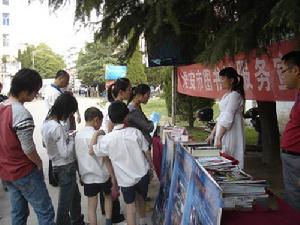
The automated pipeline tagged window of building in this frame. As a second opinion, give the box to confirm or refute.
[2,0,9,5]
[2,13,9,26]
[3,34,9,47]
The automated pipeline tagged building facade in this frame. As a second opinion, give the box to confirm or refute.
[0,0,20,94]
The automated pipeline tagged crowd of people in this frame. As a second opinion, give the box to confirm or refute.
[0,70,155,225]
[0,50,300,225]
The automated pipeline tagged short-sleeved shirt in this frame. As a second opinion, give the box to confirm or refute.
[100,102,111,133]
[75,126,110,184]
[42,120,75,167]
[0,100,36,181]
[93,124,149,187]
[44,84,62,112]
[43,84,71,131]
[281,93,300,153]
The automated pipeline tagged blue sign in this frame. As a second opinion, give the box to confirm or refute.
[164,144,194,225]
[105,65,127,80]
[152,135,175,225]
[152,140,223,225]
[182,161,223,225]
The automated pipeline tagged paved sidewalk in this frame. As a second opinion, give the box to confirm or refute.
[0,171,159,225]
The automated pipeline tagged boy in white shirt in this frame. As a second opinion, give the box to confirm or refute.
[90,101,154,225]
[75,107,116,225]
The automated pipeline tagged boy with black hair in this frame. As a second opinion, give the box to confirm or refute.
[90,101,153,225]
[75,107,116,225]
[0,68,55,225]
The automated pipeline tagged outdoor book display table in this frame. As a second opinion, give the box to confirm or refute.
[152,131,300,225]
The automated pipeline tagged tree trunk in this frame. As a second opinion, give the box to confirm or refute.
[257,101,280,164]
[188,100,194,128]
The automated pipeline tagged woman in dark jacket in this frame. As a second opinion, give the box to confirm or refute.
[127,84,154,146]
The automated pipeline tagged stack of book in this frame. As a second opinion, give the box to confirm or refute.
[196,156,232,169]
[195,155,269,209]
[182,143,220,157]
[219,180,269,209]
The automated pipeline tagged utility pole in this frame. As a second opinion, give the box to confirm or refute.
[171,66,177,125]
[32,50,35,69]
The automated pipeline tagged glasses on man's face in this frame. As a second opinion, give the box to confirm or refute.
[281,65,293,74]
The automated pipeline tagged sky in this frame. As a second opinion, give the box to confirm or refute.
[11,0,94,58]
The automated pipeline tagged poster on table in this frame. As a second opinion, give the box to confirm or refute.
[152,135,175,225]
[164,144,194,225]
[182,163,223,225]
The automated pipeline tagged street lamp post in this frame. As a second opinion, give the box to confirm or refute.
[19,43,38,70]
[32,49,46,70]
[32,49,49,70]
[32,50,35,69]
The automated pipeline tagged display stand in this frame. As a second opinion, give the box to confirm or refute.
[152,133,223,225]
[152,131,300,225]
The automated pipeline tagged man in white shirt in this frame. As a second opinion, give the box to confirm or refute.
[44,70,81,124]
[91,101,154,225]
[44,70,69,111]
[75,107,115,225]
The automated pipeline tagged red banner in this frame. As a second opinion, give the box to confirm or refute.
[177,40,299,101]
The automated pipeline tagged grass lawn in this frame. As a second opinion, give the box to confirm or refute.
[143,97,258,145]
[186,126,258,145]
[142,96,170,124]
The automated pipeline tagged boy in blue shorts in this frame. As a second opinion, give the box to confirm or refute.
[90,101,154,225]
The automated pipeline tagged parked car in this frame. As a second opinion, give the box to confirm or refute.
[79,85,87,95]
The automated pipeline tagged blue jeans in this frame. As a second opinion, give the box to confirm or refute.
[281,151,300,211]
[52,162,84,225]
[7,168,55,225]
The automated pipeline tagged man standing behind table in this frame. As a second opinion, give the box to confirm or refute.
[0,68,55,225]
[281,50,300,211]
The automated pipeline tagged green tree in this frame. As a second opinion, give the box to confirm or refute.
[47,0,300,63]
[127,46,147,85]
[145,66,171,86]
[163,71,214,128]
[17,45,35,68]
[18,43,66,78]
[48,0,300,163]
[75,40,125,85]
[1,55,8,72]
